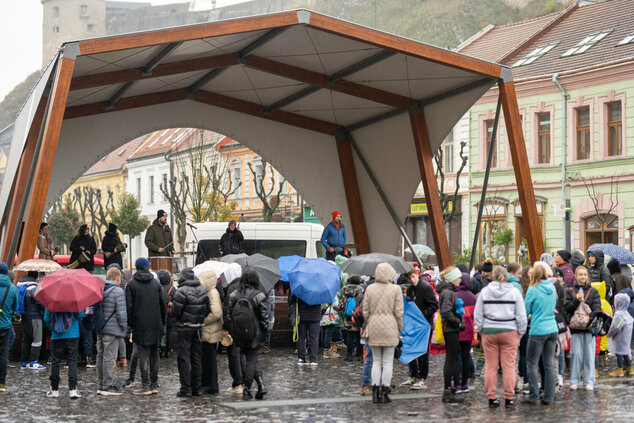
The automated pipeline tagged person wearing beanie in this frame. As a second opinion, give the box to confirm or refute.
[102,222,125,270]
[607,258,631,297]
[170,268,211,397]
[219,219,244,256]
[554,250,574,288]
[480,261,494,290]
[145,209,174,258]
[126,256,166,395]
[0,262,18,392]
[321,211,349,261]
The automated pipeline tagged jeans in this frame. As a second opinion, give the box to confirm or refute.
[482,331,519,400]
[527,333,557,403]
[228,343,244,387]
[362,344,373,384]
[298,321,320,362]
[321,325,335,350]
[201,341,219,393]
[240,347,260,388]
[343,330,360,358]
[8,325,15,353]
[21,319,43,363]
[570,332,596,387]
[79,314,94,362]
[128,343,138,380]
[97,334,121,388]
[617,354,632,368]
[136,343,159,386]
[444,332,460,389]
[371,346,394,386]
[176,328,202,394]
[50,338,79,390]
[0,329,9,384]
[558,350,565,376]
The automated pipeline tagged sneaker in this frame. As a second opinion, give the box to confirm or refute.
[570,384,578,390]
[441,388,464,404]
[309,361,318,366]
[86,363,96,369]
[400,377,417,386]
[46,389,59,398]
[133,385,153,395]
[230,385,243,394]
[150,384,159,394]
[456,384,469,393]
[28,361,46,370]
[176,390,192,397]
[297,359,307,366]
[99,385,123,396]
[123,379,135,389]
[323,350,331,359]
[557,374,564,387]
[69,389,82,399]
[360,383,373,396]
[411,379,426,390]
[0,384,7,393]
[20,362,28,369]
[585,385,594,391]
[505,399,515,408]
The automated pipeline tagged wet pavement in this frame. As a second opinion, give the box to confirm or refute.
[1,347,633,422]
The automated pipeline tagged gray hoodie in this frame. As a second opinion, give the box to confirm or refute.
[474,281,527,336]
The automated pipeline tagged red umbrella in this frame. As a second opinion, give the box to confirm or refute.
[34,268,104,313]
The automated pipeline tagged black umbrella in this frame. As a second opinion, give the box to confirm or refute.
[234,253,281,292]
[220,253,249,263]
[341,253,411,276]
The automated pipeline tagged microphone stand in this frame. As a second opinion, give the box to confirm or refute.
[188,223,206,266]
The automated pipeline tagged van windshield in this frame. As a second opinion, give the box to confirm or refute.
[196,239,307,264]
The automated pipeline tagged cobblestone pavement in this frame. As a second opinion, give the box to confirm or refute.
[1,348,633,422]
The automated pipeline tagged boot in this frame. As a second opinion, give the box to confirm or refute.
[372,385,380,403]
[625,366,634,376]
[380,385,391,403]
[254,373,267,400]
[442,388,464,404]
[242,382,253,400]
[609,367,624,377]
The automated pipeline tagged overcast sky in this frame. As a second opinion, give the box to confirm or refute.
[0,0,248,102]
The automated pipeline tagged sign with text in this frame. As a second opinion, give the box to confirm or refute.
[410,201,453,215]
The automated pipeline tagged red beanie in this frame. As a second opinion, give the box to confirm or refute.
[331,211,341,220]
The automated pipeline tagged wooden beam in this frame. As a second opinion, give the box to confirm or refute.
[0,98,47,264]
[334,133,370,254]
[78,12,299,55]
[409,111,452,268]
[245,56,412,110]
[17,58,76,267]
[307,13,501,79]
[499,80,544,262]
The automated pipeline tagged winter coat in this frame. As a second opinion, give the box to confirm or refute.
[37,233,55,260]
[289,295,321,323]
[507,274,522,293]
[0,275,18,330]
[219,228,244,256]
[17,277,44,320]
[224,286,269,349]
[69,234,97,271]
[571,251,585,271]
[198,271,223,343]
[617,287,634,338]
[470,273,482,294]
[102,227,123,269]
[557,261,575,288]
[170,270,211,327]
[43,310,83,340]
[320,222,347,253]
[437,281,464,334]
[126,270,166,345]
[607,293,633,355]
[474,281,527,336]
[553,279,569,324]
[144,218,174,257]
[612,272,632,296]
[406,280,437,325]
[335,284,364,331]
[456,273,477,342]
[524,280,558,336]
[100,281,128,338]
[586,249,613,298]
[362,263,403,347]
[158,272,177,326]
[564,284,602,333]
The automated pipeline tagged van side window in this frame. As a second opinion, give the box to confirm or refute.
[315,241,326,258]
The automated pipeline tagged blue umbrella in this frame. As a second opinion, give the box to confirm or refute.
[588,243,634,265]
[399,297,431,364]
[277,255,304,282]
[288,258,341,305]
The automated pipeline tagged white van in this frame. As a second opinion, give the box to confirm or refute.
[193,222,325,264]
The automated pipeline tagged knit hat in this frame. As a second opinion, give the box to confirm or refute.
[347,275,363,285]
[157,209,167,219]
[179,267,195,283]
[106,263,122,271]
[606,258,621,275]
[157,270,172,285]
[443,267,462,283]
[540,252,554,267]
[557,249,571,262]
[533,260,553,277]
[135,257,150,271]
[482,261,493,273]
[108,222,118,233]
[331,211,341,220]
[0,262,8,275]
[375,263,397,284]
[228,219,236,227]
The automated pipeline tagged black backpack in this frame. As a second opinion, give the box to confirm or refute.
[231,292,259,346]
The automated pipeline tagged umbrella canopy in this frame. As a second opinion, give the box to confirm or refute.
[404,244,435,257]
[220,253,249,263]
[399,297,431,364]
[34,268,104,312]
[277,255,304,282]
[588,243,634,265]
[193,260,229,277]
[234,254,281,292]
[288,258,341,305]
[342,253,411,276]
[14,259,61,274]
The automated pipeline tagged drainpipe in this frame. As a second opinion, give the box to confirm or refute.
[552,73,570,250]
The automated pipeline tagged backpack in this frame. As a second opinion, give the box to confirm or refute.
[344,295,357,318]
[51,312,74,334]
[93,285,117,333]
[590,312,612,337]
[569,289,593,330]
[14,285,28,315]
[231,292,259,346]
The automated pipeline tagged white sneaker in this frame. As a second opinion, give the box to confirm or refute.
[411,379,427,390]
[46,390,59,398]
[585,385,594,391]
[557,375,563,387]
[570,384,578,390]
[309,361,318,366]
[298,359,307,365]
[28,362,46,370]
[69,389,81,399]
[400,377,417,386]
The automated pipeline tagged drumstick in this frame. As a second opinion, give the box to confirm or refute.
[161,241,173,250]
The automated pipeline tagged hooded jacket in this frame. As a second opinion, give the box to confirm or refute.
[524,280,558,336]
[570,250,585,271]
[100,281,128,338]
[219,228,244,256]
[362,263,404,347]
[102,223,123,269]
[406,279,437,325]
[437,280,463,334]
[126,270,166,345]
[224,286,269,349]
[607,293,633,355]
[0,274,18,329]
[607,258,632,296]
[170,269,211,327]
[289,295,322,323]
[474,280,527,336]
[43,309,84,340]
[586,249,613,298]
[564,283,601,333]
[17,276,44,320]
[198,271,223,343]
[556,261,575,288]
[507,274,523,293]
[144,218,174,257]
[335,284,364,330]
[456,273,477,342]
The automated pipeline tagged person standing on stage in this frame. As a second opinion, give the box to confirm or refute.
[145,210,175,257]
[321,211,350,261]
[102,223,124,269]
[69,224,97,272]
[38,222,60,260]
[219,219,244,256]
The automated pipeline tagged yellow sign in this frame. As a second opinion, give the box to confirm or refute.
[410,201,453,215]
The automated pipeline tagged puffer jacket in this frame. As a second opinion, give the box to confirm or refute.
[198,271,223,343]
[224,286,269,349]
[362,263,404,347]
[100,281,128,338]
[437,280,463,334]
[170,269,211,327]
[557,261,575,288]
[564,283,601,333]
[456,273,477,342]
[17,276,44,320]
[335,284,364,331]
[219,228,244,256]
[126,270,166,345]
[586,249,613,298]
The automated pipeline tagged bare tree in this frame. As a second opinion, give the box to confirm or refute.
[70,186,115,240]
[578,172,619,243]
[160,171,190,253]
[247,160,286,222]
[434,140,468,223]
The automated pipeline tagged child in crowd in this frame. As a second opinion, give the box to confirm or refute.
[44,308,84,398]
[336,275,364,361]
[607,293,633,377]
[320,296,340,359]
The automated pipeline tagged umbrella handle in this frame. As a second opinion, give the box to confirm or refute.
[292,303,300,343]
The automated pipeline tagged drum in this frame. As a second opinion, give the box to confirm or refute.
[150,256,173,272]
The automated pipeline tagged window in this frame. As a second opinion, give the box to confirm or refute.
[607,102,622,156]
[53,6,59,17]
[576,107,591,160]
[485,120,497,167]
[512,42,558,67]
[136,178,142,202]
[443,131,454,173]
[562,30,612,57]
[52,26,59,33]
[253,160,263,186]
[617,33,634,46]
[80,5,88,16]
[231,161,241,199]
[162,173,168,200]
[149,175,154,203]
[87,24,94,32]
[584,214,618,251]
[537,113,551,164]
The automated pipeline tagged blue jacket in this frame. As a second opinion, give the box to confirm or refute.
[0,275,18,330]
[524,280,558,336]
[321,222,347,252]
[44,309,84,340]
